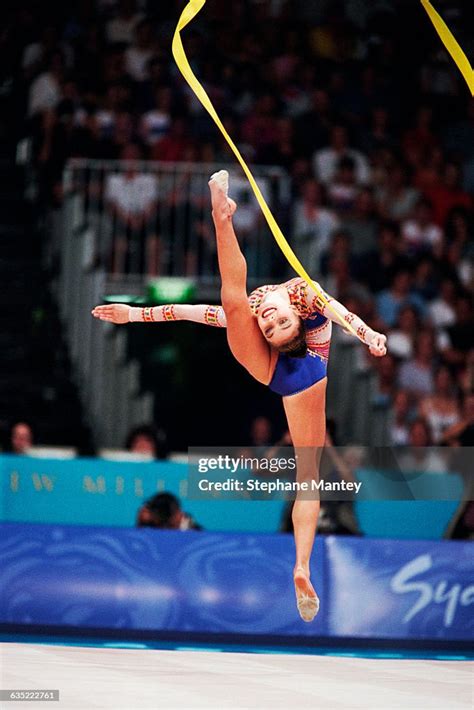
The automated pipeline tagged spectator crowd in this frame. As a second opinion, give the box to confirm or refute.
[2,0,472,448]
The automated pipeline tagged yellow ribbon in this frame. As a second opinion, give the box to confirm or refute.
[420,0,474,95]
[172,0,358,337]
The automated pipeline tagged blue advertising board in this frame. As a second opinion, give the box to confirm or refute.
[0,455,286,533]
[0,522,472,642]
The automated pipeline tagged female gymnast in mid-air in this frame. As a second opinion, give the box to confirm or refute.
[92,170,387,622]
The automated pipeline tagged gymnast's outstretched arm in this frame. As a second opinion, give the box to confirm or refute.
[91,302,228,327]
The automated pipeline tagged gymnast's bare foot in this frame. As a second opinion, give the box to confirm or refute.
[294,566,320,622]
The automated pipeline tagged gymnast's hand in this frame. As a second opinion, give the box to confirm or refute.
[91,304,130,324]
[368,332,387,357]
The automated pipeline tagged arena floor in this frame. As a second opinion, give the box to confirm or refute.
[1,642,472,709]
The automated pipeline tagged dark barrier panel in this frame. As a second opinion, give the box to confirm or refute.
[0,523,472,642]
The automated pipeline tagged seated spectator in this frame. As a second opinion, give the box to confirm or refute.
[249,415,273,448]
[419,366,461,444]
[259,117,296,171]
[151,117,193,162]
[373,353,398,406]
[444,295,474,366]
[375,161,420,222]
[411,258,438,302]
[387,305,421,360]
[106,0,144,45]
[401,197,443,258]
[402,106,439,169]
[428,278,458,329]
[340,187,378,257]
[327,155,359,213]
[398,330,436,398]
[7,421,34,455]
[292,179,339,274]
[358,221,408,292]
[294,88,331,156]
[423,162,472,228]
[358,106,394,155]
[28,51,64,117]
[105,143,159,274]
[399,417,446,473]
[313,124,370,186]
[139,86,172,147]
[440,392,474,446]
[388,390,412,446]
[126,423,168,459]
[376,270,426,329]
[136,492,202,530]
[125,18,155,82]
[241,93,279,155]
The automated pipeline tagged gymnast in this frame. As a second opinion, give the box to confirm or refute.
[92,170,387,622]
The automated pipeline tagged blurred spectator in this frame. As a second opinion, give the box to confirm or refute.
[250,416,273,448]
[7,421,34,455]
[374,354,398,406]
[398,330,436,398]
[292,178,339,274]
[125,18,155,82]
[419,366,461,444]
[340,187,378,257]
[423,162,471,228]
[28,51,64,116]
[376,270,425,329]
[139,86,172,147]
[313,124,370,186]
[105,143,159,274]
[399,417,446,473]
[359,221,408,292]
[388,390,412,446]
[402,106,439,169]
[428,278,458,329]
[137,492,202,530]
[387,305,420,360]
[375,161,420,222]
[401,198,443,258]
[441,393,474,446]
[126,423,168,459]
[443,296,474,367]
[327,155,359,213]
[106,0,143,44]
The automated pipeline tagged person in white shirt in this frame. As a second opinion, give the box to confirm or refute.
[401,198,443,257]
[313,125,371,186]
[125,19,155,82]
[105,144,159,274]
[106,0,143,45]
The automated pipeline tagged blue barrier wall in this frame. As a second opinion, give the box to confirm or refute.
[1,522,472,642]
[0,455,464,538]
[0,455,286,533]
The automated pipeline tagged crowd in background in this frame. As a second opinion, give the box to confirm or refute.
[2,0,473,452]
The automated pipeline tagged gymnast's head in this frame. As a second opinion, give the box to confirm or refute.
[256,290,307,358]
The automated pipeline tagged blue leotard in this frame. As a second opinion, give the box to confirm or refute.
[269,312,328,396]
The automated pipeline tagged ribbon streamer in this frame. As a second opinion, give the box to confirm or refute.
[420,0,474,95]
[172,0,358,337]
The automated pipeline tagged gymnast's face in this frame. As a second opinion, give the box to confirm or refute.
[257,293,301,347]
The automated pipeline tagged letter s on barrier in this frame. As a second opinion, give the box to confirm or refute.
[390,554,433,623]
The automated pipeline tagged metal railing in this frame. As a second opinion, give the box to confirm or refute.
[63,159,291,285]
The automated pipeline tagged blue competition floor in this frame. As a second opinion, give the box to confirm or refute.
[1,634,472,662]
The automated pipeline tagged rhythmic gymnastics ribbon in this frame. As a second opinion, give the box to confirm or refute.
[172,0,358,337]
[420,0,474,95]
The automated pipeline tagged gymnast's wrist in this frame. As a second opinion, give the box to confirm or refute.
[129,307,143,322]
